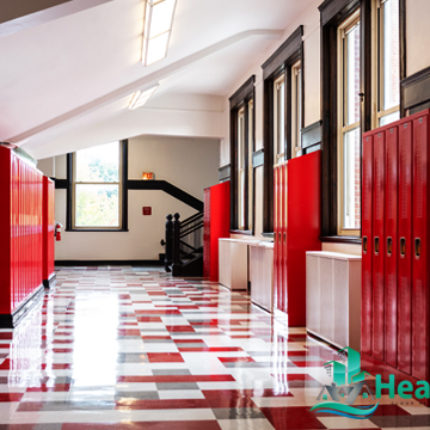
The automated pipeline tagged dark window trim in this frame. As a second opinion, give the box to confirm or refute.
[218,164,231,182]
[262,25,304,234]
[229,75,256,233]
[319,0,405,242]
[66,140,129,232]
[401,65,430,115]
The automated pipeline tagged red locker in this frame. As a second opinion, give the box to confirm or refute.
[203,188,211,278]
[384,125,399,368]
[273,151,321,326]
[0,146,44,328]
[361,134,373,357]
[397,119,413,374]
[411,113,430,381]
[42,177,55,288]
[372,131,385,361]
[282,164,288,316]
[273,166,280,311]
[203,181,230,281]
[287,151,321,326]
[362,109,430,389]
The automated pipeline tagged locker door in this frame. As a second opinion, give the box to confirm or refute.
[203,188,211,278]
[398,120,413,375]
[384,126,399,367]
[372,131,385,361]
[274,166,280,312]
[412,113,430,381]
[282,163,288,315]
[362,134,373,357]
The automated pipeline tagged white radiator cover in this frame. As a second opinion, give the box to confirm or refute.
[306,251,362,351]
[249,241,274,312]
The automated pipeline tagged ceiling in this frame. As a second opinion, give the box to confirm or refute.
[0,0,316,159]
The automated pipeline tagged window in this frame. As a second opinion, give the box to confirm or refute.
[338,12,361,235]
[237,107,246,229]
[262,26,303,233]
[291,61,302,158]
[68,141,128,231]
[273,73,286,165]
[229,76,255,232]
[375,0,400,126]
[320,0,403,241]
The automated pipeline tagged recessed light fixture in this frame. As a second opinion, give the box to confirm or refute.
[142,0,177,65]
[128,84,159,110]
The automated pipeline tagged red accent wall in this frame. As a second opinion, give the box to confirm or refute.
[203,181,230,281]
[362,109,430,384]
[273,151,322,326]
[42,176,55,282]
[0,146,44,319]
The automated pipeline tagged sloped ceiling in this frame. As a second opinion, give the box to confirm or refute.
[0,0,316,159]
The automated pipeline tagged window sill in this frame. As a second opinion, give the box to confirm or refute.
[66,228,129,233]
[320,235,362,245]
[230,229,253,236]
[261,232,274,239]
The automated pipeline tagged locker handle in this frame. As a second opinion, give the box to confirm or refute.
[415,238,421,259]
[363,236,368,254]
[400,237,406,257]
[283,232,287,243]
[386,237,393,256]
[374,237,380,255]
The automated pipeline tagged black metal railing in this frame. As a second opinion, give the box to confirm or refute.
[161,211,203,275]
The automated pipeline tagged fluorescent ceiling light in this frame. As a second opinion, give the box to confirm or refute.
[128,84,159,110]
[142,0,177,65]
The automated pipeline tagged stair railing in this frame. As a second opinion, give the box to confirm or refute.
[162,211,204,275]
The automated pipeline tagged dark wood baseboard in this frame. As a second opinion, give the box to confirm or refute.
[43,273,56,289]
[0,284,44,328]
[55,260,163,266]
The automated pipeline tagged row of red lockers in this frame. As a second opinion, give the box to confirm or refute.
[0,146,55,317]
[362,108,430,383]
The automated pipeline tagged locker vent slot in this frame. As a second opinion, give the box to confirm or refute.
[374,237,380,255]
[400,237,406,257]
[387,237,393,256]
[415,238,421,258]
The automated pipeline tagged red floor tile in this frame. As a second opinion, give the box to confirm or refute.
[145,353,185,363]
[261,406,327,429]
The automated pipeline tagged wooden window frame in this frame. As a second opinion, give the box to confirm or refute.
[66,140,129,232]
[229,75,256,234]
[319,0,405,244]
[262,25,304,234]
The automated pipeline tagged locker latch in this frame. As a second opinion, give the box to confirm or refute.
[400,237,406,257]
[374,237,380,255]
[363,236,368,254]
[386,237,393,256]
[415,238,421,259]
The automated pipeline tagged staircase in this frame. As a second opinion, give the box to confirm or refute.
[161,212,203,276]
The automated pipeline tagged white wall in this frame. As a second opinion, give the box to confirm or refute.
[406,0,430,76]
[39,135,219,261]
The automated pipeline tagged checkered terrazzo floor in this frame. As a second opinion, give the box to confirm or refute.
[0,266,429,429]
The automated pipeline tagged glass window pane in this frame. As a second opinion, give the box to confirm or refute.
[75,184,119,228]
[379,110,400,126]
[345,22,361,126]
[248,100,254,230]
[76,142,119,182]
[277,82,285,155]
[382,0,400,111]
[343,128,361,230]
